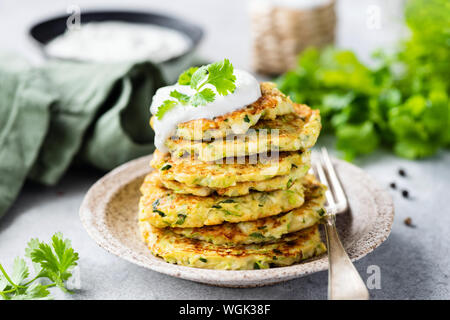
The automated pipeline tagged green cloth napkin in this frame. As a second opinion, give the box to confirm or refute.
[0,53,166,218]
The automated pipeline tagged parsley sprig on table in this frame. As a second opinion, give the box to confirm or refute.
[155,59,237,119]
[0,233,79,300]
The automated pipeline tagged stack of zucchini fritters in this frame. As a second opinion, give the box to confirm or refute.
[139,82,327,270]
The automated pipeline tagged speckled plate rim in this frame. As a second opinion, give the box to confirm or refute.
[79,154,394,288]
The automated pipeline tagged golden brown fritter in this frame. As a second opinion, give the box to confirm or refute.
[151,149,310,188]
[139,224,326,270]
[159,163,310,197]
[165,103,321,161]
[166,175,326,245]
[139,171,306,228]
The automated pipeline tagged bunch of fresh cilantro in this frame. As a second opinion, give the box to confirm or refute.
[0,233,79,300]
[156,58,237,119]
[276,0,449,160]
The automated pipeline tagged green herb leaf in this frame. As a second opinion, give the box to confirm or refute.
[336,121,380,161]
[219,199,236,204]
[276,0,450,161]
[170,90,190,104]
[176,214,187,225]
[155,100,177,120]
[205,58,236,95]
[25,238,43,274]
[286,178,294,189]
[222,209,241,216]
[30,233,79,290]
[152,200,165,217]
[190,66,209,89]
[154,210,166,217]
[178,67,199,85]
[0,233,80,300]
[190,88,215,107]
[11,257,29,286]
[155,59,238,119]
[160,164,172,171]
[152,199,160,209]
[249,232,265,239]
[14,283,51,300]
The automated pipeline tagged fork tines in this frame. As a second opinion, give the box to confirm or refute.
[312,147,348,215]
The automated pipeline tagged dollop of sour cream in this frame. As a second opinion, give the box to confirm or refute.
[150,69,261,152]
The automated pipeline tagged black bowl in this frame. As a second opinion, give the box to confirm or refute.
[29,10,203,64]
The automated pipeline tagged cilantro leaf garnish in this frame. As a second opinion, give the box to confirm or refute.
[204,59,236,95]
[155,59,237,119]
[169,90,190,104]
[190,88,216,107]
[0,233,79,300]
[155,100,177,120]
[177,67,199,85]
[189,65,209,89]
[190,59,236,95]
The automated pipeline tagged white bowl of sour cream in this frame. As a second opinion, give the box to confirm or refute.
[29,10,204,81]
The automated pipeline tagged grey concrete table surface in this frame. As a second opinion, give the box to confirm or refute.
[0,0,449,299]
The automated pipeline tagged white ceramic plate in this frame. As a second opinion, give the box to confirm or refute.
[79,155,394,287]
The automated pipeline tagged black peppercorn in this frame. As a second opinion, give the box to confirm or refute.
[398,169,406,177]
[401,190,409,198]
[389,182,396,189]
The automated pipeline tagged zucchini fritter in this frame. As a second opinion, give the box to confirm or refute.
[165,104,321,162]
[139,171,306,228]
[160,164,310,197]
[166,175,326,245]
[151,149,310,188]
[139,224,326,270]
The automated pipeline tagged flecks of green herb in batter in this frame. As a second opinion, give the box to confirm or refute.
[249,232,265,239]
[176,213,187,225]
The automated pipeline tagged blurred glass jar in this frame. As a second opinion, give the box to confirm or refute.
[249,0,336,75]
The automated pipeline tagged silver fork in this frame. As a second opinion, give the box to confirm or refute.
[312,147,369,300]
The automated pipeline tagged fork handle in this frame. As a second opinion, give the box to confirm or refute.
[324,216,370,300]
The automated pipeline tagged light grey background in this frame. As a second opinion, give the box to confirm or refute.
[0,0,448,300]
